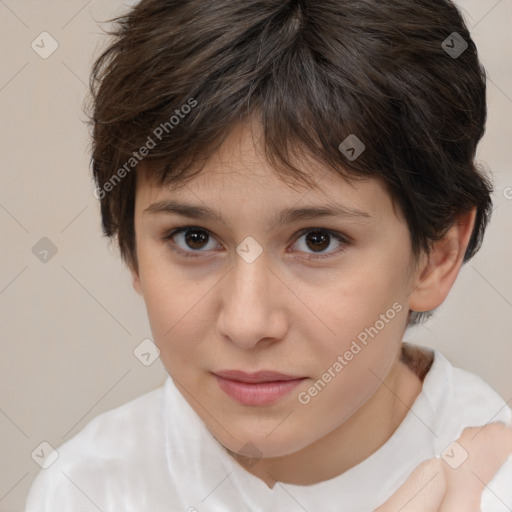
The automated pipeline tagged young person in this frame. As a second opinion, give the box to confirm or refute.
[26,0,512,510]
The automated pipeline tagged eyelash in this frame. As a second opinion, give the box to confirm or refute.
[161,225,350,261]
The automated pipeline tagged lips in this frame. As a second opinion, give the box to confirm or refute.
[213,370,304,383]
[213,370,308,405]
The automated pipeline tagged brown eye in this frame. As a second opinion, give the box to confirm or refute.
[304,231,330,252]
[292,228,348,260]
[162,226,349,261]
[182,228,210,250]
[163,226,221,257]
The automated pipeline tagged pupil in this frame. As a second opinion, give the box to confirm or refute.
[183,229,330,252]
[307,231,329,251]
[185,229,208,249]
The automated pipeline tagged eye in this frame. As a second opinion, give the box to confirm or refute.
[162,226,349,260]
[162,226,221,258]
[290,228,349,260]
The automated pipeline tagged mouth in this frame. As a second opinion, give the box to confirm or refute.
[212,370,308,406]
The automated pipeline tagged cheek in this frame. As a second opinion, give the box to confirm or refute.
[297,299,407,429]
[302,260,408,389]
[142,283,202,378]
[137,256,218,369]
[314,261,407,345]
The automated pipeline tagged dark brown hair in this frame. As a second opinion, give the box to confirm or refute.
[87,0,493,325]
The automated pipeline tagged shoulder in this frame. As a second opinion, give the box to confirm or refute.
[427,349,512,510]
[450,361,510,418]
[60,379,168,458]
[25,381,169,511]
[424,349,512,435]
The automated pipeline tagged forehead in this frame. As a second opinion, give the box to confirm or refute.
[135,119,393,222]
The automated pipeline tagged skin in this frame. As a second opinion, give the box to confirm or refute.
[376,423,512,511]
[129,117,510,502]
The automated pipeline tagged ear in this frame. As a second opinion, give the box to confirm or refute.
[129,263,143,296]
[408,208,477,313]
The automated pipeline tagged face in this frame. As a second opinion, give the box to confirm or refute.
[131,120,419,459]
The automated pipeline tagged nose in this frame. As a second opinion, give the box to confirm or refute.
[215,249,288,350]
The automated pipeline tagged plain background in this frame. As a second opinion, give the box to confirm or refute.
[1,1,511,510]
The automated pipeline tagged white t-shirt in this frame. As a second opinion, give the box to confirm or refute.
[25,347,512,511]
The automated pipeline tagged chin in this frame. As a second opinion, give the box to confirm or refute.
[212,420,314,459]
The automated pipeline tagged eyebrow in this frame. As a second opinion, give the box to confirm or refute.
[143,199,372,229]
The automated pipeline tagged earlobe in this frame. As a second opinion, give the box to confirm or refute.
[130,267,143,296]
[132,273,143,295]
[408,208,477,313]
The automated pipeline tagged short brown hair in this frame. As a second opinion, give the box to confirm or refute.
[87,0,493,325]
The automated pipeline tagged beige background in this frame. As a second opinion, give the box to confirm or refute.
[0,1,511,510]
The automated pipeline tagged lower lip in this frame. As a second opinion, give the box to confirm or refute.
[214,375,307,406]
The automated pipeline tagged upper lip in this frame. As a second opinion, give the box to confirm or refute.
[213,370,306,383]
